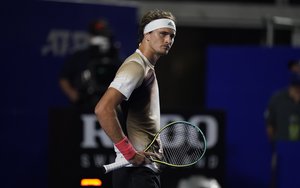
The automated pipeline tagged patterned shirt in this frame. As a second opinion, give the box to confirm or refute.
[109,49,161,171]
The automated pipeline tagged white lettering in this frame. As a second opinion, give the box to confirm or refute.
[189,115,218,148]
[41,29,69,56]
[93,154,106,167]
[80,153,90,168]
[80,114,218,149]
[208,155,219,169]
[41,29,89,57]
[79,113,221,170]
[80,114,113,149]
[160,122,186,147]
[80,153,115,168]
[195,156,206,168]
[160,114,184,127]
[70,31,90,53]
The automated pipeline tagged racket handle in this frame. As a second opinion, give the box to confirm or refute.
[102,159,130,174]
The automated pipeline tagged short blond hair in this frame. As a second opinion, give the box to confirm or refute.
[138,9,176,43]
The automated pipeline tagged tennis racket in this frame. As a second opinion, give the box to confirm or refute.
[102,120,206,173]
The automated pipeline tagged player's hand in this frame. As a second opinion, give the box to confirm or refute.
[129,151,159,166]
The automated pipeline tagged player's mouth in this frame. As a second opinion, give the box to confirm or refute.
[162,45,171,50]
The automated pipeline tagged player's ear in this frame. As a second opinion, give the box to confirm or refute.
[144,32,151,41]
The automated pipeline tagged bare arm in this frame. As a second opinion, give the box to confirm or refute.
[94,87,155,165]
[94,87,126,143]
[266,123,275,142]
[59,79,79,102]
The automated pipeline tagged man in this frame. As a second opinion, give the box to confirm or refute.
[59,19,120,113]
[265,66,300,188]
[288,59,300,74]
[95,9,176,188]
[266,67,300,141]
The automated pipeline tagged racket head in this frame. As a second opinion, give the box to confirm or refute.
[149,120,207,167]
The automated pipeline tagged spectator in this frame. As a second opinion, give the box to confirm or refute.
[265,59,300,188]
[59,19,121,113]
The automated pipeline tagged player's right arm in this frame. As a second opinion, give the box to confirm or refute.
[94,87,126,143]
[94,87,149,165]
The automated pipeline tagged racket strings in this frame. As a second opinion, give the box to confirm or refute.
[159,123,205,166]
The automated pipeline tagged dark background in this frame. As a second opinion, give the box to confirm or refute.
[1,0,300,188]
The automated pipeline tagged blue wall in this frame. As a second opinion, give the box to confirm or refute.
[206,46,300,188]
[1,1,137,187]
[3,1,300,187]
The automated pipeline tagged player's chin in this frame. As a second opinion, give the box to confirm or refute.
[159,49,170,55]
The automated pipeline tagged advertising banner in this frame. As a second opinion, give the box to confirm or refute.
[49,108,225,188]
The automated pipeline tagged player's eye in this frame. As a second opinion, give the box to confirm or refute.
[159,32,168,37]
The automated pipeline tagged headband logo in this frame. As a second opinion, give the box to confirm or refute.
[168,22,175,27]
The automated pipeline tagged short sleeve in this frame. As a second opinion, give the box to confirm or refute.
[109,61,145,100]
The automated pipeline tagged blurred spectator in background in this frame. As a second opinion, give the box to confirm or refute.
[288,59,300,74]
[265,60,300,142]
[59,19,121,113]
[265,59,300,188]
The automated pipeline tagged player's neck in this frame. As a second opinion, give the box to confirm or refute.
[138,43,160,66]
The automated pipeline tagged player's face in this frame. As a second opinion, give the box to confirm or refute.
[148,28,176,55]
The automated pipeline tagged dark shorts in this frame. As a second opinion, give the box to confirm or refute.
[112,167,160,188]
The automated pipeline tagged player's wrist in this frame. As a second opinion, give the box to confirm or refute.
[115,136,137,161]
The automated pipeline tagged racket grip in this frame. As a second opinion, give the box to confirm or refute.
[103,159,130,174]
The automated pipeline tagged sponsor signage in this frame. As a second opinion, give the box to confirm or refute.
[49,108,225,187]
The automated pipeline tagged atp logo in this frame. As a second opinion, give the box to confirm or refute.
[41,29,90,57]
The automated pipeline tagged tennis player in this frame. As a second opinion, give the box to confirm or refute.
[94,9,176,188]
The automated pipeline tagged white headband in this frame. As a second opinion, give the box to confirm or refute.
[143,18,176,34]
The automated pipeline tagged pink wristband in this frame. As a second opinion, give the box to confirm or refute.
[115,137,137,161]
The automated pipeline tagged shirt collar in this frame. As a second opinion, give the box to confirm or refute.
[135,49,154,70]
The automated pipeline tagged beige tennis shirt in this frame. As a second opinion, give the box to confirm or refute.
[109,49,161,171]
